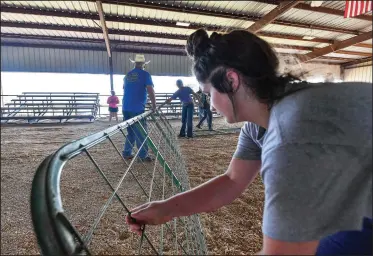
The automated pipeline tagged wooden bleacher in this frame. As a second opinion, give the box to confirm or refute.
[1,92,99,124]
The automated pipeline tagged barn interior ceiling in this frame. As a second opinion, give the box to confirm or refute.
[1,0,372,68]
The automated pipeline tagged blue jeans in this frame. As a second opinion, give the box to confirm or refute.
[316,217,372,255]
[180,103,194,137]
[197,108,212,130]
[122,111,148,159]
[198,106,205,125]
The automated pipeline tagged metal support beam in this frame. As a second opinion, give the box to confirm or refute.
[316,56,357,62]
[355,43,373,48]
[335,50,372,57]
[301,31,373,62]
[109,56,114,91]
[249,1,299,33]
[344,63,372,69]
[341,65,345,80]
[96,1,111,57]
[96,1,113,91]
[1,76,3,108]
[341,56,373,68]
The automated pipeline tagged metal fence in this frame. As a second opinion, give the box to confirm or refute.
[30,107,207,255]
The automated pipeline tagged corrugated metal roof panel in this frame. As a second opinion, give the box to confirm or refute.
[361,39,373,44]
[171,1,276,16]
[1,12,99,27]
[279,8,371,31]
[108,34,185,45]
[274,48,310,54]
[1,1,95,12]
[320,1,346,11]
[344,45,373,53]
[105,3,252,30]
[314,43,331,48]
[263,24,342,39]
[313,59,346,63]
[106,21,194,37]
[1,0,370,72]
[325,52,365,59]
[321,0,372,15]
[1,36,106,49]
[115,44,183,54]
[361,25,373,32]
[261,36,321,47]
[115,35,184,45]
[1,27,103,39]
[333,34,356,41]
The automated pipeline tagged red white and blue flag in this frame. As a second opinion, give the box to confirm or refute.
[344,1,373,18]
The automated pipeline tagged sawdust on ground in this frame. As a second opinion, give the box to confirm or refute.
[1,118,263,255]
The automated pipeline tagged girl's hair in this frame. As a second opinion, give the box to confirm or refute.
[186,29,304,108]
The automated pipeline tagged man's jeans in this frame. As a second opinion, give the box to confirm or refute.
[180,103,194,137]
[122,111,148,159]
[198,106,205,125]
[197,108,212,130]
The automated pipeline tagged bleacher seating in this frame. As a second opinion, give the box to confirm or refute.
[1,92,99,123]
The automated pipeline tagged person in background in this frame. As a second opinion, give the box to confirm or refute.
[196,89,205,126]
[164,79,200,138]
[195,92,213,131]
[126,29,372,255]
[122,54,156,162]
[107,90,119,124]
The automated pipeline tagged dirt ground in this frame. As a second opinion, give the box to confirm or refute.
[1,117,264,255]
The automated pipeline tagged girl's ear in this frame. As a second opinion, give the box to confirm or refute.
[226,69,240,93]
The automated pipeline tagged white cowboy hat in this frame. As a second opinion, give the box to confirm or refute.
[129,54,151,64]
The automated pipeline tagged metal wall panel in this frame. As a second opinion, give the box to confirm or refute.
[344,65,373,83]
[1,46,192,76]
[112,51,191,76]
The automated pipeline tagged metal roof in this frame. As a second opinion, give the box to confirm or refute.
[1,0,372,69]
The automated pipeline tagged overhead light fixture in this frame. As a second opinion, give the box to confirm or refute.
[303,36,315,40]
[176,22,190,27]
[310,1,323,7]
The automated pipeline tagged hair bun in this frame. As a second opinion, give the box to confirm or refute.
[210,32,222,41]
[186,29,210,59]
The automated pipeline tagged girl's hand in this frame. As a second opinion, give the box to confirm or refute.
[125,201,173,235]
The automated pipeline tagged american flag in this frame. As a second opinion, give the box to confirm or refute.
[344,1,373,18]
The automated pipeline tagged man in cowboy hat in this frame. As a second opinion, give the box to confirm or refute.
[122,54,156,162]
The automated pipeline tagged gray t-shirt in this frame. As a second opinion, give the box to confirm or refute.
[233,82,372,242]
